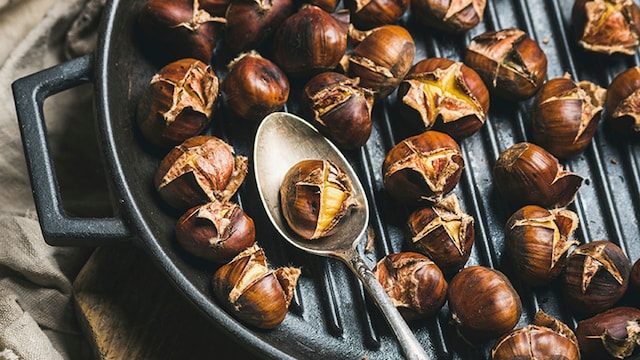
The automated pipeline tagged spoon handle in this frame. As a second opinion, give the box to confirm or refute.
[345,251,430,360]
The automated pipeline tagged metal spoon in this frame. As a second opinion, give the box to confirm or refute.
[253,112,429,360]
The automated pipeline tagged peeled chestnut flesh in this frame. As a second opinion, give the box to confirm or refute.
[407,194,475,274]
[155,135,249,211]
[465,28,548,101]
[505,205,579,286]
[301,72,374,149]
[562,240,631,314]
[411,0,486,33]
[280,159,357,240]
[572,0,640,55]
[372,252,448,320]
[344,0,410,30]
[137,58,219,149]
[606,66,640,135]
[176,201,255,263]
[576,306,640,360]
[383,131,464,204]
[397,57,489,140]
[447,266,522,341]
[532,74,606,159]
[493,142,583,209]
[212,244,301,329]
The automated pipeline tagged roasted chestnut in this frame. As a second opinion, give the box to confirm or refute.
[406,194,475,274]
[301,72,374,149]
[223,0,294,54]
[505,205,579,286]
[372,252,448,320]
[212,244,301,329]
[396,57,489,140]
[382,131,464,204]
[532,73,606,159]
[464,28,548,101]
[447,266,522,341]
[632,257,640,294]
[155,135,249,211]
[562,240,631,314]
[345,24,415,99]
[576,306,640,360]
[176,201,255,263]
[411,0,486,32]
[272,5,348,77]
[222,51,289,122]
[280,159,357,240]
[605,66,640,135]
[344,0,410,30]
[493,142,583,209]
[572,0,640,56]
[307,0,341,12]
[136,58,219,149]
[200,0,231,16]
[138,0,226,62]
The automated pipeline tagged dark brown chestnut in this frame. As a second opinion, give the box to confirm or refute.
[447,266,522,341]
[200,0,231,16]
[532,74,606,159]
[632,257,640,294]
[344,0,410,30]
[396,57,489,140]
[301,72,374,149]
[562,240,631,314]
[345,24,415,100]
[411,0,486,33]
[272,5,348,77]
[280,159,357,240]
[572,0,640,56]
[307,0,341,12]
[155,135,249,211]
[576,306,640,360]
[223,0,294,54]
[372,252,448,320]
[505,205,579,286]
[382,131,464,204]
[212,244,301,329]
[138,0,226,62]
[406,194,475,274]
[493,142,583,209]
[136,58,219,149]
[222,51,289,122]
[176,201,255,263]
[606,66,640,135]
[465,28,548,101]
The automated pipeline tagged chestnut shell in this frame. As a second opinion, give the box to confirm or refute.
[411,0,487,33]
[345,0,410,30]
[491,324,580,360]
[575,306,640,360]
[606,66,640,135]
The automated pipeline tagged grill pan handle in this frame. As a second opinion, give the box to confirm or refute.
[12,54,133,246]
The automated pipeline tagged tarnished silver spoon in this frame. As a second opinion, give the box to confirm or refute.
[253,112,429,360]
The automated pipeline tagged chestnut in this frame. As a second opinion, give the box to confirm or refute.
[406,194,475,274]
[396,57,490,140]
[272,5,348,77]
[632,257,640,293]
[301,72,374,149]
[382,131,464,204]
[572,0,640,56]
[175,201,255,263]
[222,51,290,122]
[138,0,226,62]
[493,142,583,209]
[155,135,249,211]
[136,58,219,149]
[505,205,580,286]
[411,0,486,33]
[344,0,410,30]
[575,306,640,360]
[532,74,606,159]
[372,252,448,320]
[200,0,231,16]
[447,266,522,341]
[307,0,341,12]
[561,240,631,314]
[605,66,640,135]
[464,28,548,101]
[212,244,301,329]
[280,159,357,240]
[345,24,415,100]
[223,0,294,54]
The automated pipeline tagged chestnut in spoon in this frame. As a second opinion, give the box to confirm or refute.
[253,112,429,360]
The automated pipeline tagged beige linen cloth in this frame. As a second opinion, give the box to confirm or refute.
[0,0,108,358]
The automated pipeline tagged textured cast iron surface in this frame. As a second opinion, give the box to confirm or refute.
[97,0,640,358]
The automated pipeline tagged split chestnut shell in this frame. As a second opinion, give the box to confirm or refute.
[606,66,640,135]
[576,306,640,360]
